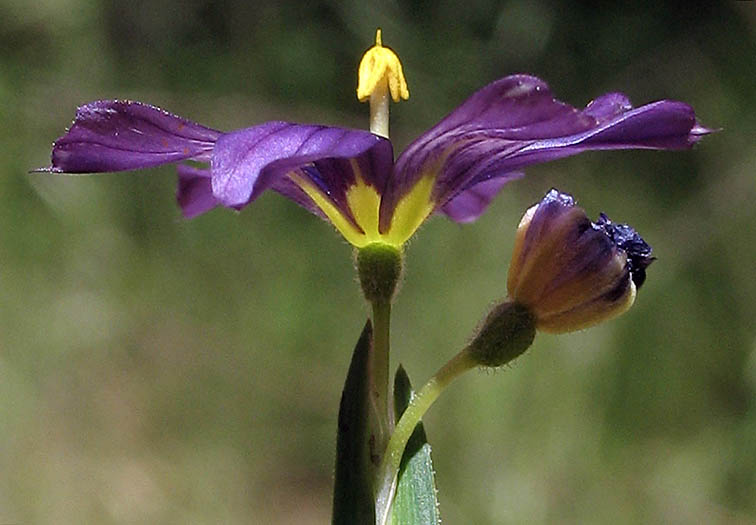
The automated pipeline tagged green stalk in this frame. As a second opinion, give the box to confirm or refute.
[374,348,477,525]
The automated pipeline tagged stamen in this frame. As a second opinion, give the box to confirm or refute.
[357,29,409,138]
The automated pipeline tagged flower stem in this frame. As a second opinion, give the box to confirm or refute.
[374,348,477,525]
[369,80,390,138]
[369,300,392,461]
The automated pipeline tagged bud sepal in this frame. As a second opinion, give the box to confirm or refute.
[467,301,536,367]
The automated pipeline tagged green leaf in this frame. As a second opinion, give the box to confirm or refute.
[389,365,441,525]
[332,320,375,525]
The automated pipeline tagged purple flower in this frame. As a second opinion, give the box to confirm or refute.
[47,75,708,248]
[507,189,654,333]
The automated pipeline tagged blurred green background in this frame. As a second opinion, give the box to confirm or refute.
[2,1,755,523]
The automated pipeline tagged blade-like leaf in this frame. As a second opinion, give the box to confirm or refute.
[332,321,375,525]
[390,365,441,525]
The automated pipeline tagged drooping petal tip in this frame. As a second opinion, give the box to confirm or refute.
[690,121,716,141]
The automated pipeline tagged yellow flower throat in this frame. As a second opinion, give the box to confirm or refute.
[290,164,435,248]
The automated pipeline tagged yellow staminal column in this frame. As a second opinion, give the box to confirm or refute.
[357,29,409,138]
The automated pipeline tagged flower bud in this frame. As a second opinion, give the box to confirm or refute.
[507,189,654,334]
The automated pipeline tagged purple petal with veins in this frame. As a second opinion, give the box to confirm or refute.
[381,75,710,230]
[210,122,393,214]
[50,100,221,173]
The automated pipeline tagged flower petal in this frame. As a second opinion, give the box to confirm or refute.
[176,165,219,218]
[439,172,523,223]
[210,121,393,210]
[384,74,709,229]
[50,100,221,173]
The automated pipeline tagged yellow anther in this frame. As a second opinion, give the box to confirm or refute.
[357,29,410,103]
